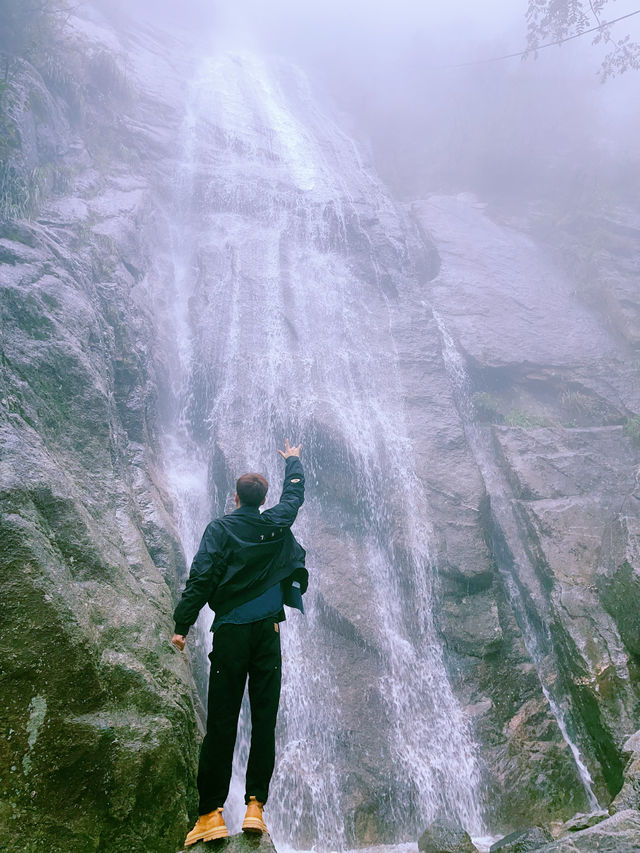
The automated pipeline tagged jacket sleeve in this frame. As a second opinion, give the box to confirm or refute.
[261,456,305,528]
[173,521,227,636]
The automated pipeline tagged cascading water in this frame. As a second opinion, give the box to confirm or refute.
[432,309,600,812]
[156,71,216,700]
[160,50,487,848]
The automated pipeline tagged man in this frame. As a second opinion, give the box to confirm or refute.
[171,439,307,847]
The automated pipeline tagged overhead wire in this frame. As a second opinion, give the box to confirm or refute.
[440,7,640,69]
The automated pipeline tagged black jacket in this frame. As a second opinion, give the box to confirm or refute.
[173,457,307,636]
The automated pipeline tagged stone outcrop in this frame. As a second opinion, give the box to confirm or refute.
[488,811,640,853]
[418,818,478,853]
[0,8,202,853]
[554,812,609,835]
[406,195,640,829]
[178,833,276,853]
[538,809,640,852]
[609,729,640,813]
[490,826,553,852]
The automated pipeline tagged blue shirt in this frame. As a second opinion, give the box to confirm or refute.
[212,582,284,631]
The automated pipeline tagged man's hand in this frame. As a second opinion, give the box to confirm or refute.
[171,634,186,651]
[278,438,302,459]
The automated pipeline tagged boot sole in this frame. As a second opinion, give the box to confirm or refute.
[185,827,229,846]
[242,819,269,834]
[202,827,230,842]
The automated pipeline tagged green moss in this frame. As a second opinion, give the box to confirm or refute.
[0,160,61,223]
[623,415,640,444]
[504,409,548,428]
[0,501,198,852]
[0,223,37,245]
[1,288,56,340]
[560,388,618,427]
[601,560,640,659]
[472,391,503,423]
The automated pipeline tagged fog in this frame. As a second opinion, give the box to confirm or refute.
[96,0,639,203]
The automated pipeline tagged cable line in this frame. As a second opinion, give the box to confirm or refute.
[441,7,640,69]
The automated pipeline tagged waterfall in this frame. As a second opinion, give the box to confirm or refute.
[160,50,486,848]
[433,309,600,812]
[155,70,216,703]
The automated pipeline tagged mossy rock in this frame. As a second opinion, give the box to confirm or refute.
[178,833,276,853]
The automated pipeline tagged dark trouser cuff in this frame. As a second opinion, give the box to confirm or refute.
[245,793,268,805]
[199,801,224,815]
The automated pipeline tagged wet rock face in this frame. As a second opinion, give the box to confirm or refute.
[418,818,477,853]
[610,730,640,813]
[179,833,276,853]
[538,810,640,852]
[489,826,552,852]
[408,196,640,828]
[0,14,201,853]
[440,590,503,658]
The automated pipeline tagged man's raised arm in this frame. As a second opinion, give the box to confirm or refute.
[262,439,304,528]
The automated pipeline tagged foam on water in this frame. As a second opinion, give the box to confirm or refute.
[277,840,501,853]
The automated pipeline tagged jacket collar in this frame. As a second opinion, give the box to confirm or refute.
[233,505,261,516]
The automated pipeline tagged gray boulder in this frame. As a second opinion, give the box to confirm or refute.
[556,811,609,834]
[490,826,553,851]
[418,818,478,853]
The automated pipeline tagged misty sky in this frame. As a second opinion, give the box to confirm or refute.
[179,0,640,65]
[115,0,639,199]
[129,0,640,92]
[214,0,525,48]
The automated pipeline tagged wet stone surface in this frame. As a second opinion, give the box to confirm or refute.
[418,818,478,853]
[537,809,640,852]
[178,833,276,853]
[490,826,553,852]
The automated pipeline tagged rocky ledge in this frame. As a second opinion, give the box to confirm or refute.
[539,810,640,852]
[178,833,276,853]
[420,809,640,853]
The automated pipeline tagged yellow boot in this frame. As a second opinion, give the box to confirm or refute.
[184,808,229,846]
[242,796,269,834]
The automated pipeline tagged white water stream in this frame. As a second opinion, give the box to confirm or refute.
[160,51,486,849]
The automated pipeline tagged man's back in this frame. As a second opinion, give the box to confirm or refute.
[173,453,307,634]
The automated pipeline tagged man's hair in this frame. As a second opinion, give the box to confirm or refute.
[236,472,269,507]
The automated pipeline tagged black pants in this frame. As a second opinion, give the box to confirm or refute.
[197,618,282,815]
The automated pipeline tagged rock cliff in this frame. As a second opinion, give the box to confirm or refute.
[1,4,639,852]
[0,8,202,852]
[408,195,640,828]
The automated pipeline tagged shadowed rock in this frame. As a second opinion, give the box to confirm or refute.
[555,811,609,834]
[490,826,552,852]
[610,730,640,813]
